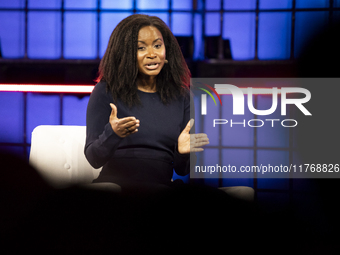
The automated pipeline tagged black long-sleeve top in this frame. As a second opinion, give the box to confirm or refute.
[84,81,191,186]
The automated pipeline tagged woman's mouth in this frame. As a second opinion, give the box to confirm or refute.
[145,63,160,70]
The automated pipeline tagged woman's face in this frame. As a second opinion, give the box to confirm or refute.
[137,26,166,78]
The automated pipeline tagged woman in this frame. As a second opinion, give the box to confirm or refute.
[85,14,208,188]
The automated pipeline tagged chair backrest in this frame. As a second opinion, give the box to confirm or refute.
[29,125,101,188]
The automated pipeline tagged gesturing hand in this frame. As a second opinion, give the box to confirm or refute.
[178,119,209,154]
[109,103,140,138]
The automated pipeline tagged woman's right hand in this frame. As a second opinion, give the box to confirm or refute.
[109,103,140,138]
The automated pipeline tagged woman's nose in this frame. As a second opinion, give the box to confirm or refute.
[146,48,156,58]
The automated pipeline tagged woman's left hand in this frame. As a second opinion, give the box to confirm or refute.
[178,119,209,154]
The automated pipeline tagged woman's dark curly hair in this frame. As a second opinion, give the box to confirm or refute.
[97,14,191,107]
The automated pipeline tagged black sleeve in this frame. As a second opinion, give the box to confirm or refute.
[173,92,196,176]
[84,82,123,169]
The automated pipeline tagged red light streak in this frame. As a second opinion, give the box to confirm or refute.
[0,84,94,93]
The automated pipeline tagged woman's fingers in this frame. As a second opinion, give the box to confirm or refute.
[191,147,204,152]
[109,104,140,138]
[109,103,118,120]
[118,116,137,124]
[191,133,209,149]
[120,118,139,130]
[116,117,135,126]
[117,117,140,136]
[191,133,209,143]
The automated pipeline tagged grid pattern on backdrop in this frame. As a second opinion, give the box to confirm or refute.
[0,0,339,60]
[0,0,335,203]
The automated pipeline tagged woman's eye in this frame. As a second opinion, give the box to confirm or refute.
[138,46,145,50]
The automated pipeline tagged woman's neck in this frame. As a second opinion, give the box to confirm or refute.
[137,76,157,93]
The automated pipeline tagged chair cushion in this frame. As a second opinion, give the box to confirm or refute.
[29,125,101,188]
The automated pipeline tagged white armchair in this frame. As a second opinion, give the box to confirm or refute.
[29,125,120,191]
